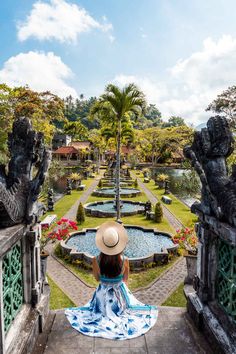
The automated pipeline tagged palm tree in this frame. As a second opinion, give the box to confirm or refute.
[90,83,146,222]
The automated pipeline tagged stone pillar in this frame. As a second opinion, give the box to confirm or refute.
[27,224,42,307]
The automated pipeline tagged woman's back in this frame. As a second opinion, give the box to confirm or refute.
[93,253,129,283]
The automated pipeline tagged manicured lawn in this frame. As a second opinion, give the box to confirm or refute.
[47,275,76,309]
[79,212,174,234]
[162,282,187,307]
[42,178,96,220]
[132,172,197,227]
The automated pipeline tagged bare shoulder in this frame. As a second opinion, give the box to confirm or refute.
[92,256,98,267]
[124,257,129,267]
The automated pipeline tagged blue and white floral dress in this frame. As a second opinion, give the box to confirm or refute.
[65,256,158,340]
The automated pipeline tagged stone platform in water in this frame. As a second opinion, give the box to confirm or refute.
[33,307,212,354]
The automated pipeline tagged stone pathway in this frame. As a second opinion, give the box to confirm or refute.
[63,170,105,220]
[33,307,213,354]
[47,255,94,306]
[135,257,186,305]
[132,172,183,230]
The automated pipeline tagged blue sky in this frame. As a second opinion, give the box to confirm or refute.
[1,0,236,125]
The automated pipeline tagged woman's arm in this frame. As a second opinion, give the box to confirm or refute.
[92,257,100,281]
[123,258,129,284]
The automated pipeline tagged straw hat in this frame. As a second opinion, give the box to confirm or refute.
[96,221,128,255]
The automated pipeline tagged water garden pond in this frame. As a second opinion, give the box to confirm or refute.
[151,167,200,206]
[84,200,145,217]
[66,226,176,259]
[92,188,141,198]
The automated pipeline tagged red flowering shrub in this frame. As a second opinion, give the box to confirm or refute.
[172,227,198,255]
[40,218,78,251]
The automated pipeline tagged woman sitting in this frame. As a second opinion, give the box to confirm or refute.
[65,221,158,340]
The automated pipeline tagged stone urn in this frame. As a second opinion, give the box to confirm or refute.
[184,254,197,285]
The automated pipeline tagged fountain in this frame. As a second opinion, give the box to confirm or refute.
[61,225,177,269]
[84,200,146,217]
[92,187,141,198]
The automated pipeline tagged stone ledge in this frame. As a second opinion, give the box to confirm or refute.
[6,286,50,354]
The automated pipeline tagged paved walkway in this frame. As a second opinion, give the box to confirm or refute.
[135,257,186,305]
[131,172,183,230]
[47,255,95,306]
[33,307,213,354]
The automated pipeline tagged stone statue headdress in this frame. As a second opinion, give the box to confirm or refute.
[184,115,236,227]
[0,117,50,227]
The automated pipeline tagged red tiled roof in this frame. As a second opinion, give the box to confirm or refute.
[70,141,91,149]
[54,146,78,154]
[121,146,134,154]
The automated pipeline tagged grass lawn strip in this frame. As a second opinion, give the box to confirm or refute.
[133,171,197,227]
[80,212,174,234]
[161,282,186,307]
[43,178,96,220]
[47,275,76,309]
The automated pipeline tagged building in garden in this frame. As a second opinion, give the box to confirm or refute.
[53,140,94,164]
[52,133,72,150]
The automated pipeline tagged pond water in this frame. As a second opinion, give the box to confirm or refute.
[94,188,140,197]
[151,167,200,204]
[85,201,145,214]
[66,226,175,258]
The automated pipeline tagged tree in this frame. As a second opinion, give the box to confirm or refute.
[64,95,99,129]
[88,129,106,167]
[163,116,186,127]
[0,84,65,153]
[76,202,85,224]
[135,125,193,164]
[206,85,236,128]
[154,202,163,223]
[90,83,146,221]
[63,120,88,140]
[144,104,162,126]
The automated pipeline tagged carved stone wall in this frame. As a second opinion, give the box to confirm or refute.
[0,224,50,354]
[184,116,236,354]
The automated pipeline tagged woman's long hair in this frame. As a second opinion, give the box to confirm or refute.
[99,252,123,278]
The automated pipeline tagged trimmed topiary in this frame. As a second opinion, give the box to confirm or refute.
[154,202,163,223]
[76,202,85,224]
[134,179,138,188]
[98,179,103,188]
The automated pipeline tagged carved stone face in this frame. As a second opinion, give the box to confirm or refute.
[0,117,50,227]
[184,115,236,227]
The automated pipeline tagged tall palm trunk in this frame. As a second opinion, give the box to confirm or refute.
[116,119,121,223]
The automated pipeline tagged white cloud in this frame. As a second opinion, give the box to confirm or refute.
[17,0,114,43]
[114,74,167,103]
[0,51,77,97]
[114,35,236,126]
